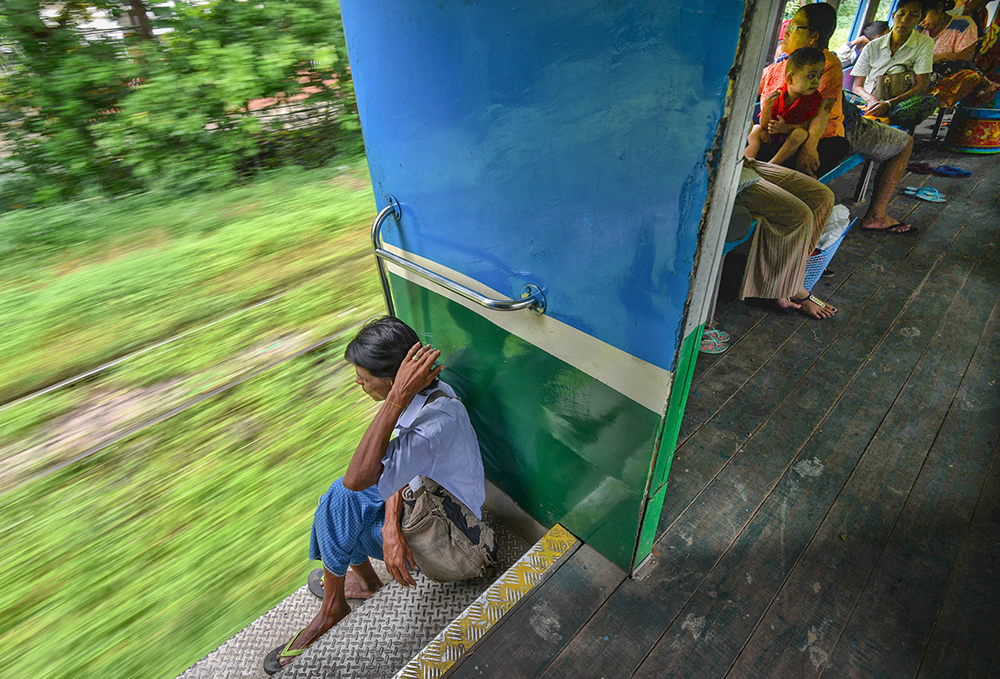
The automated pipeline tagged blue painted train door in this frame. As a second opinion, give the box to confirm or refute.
[340,0,777,572]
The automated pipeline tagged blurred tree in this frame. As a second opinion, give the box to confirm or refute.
[0,0,359,206]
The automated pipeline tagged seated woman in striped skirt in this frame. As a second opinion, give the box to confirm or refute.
[736,159,839,320]
[263,316,487,674]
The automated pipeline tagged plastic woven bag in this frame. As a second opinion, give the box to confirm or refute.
[817,204,851,250]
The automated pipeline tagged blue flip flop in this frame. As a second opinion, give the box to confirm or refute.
[931,164,971,178]
[901,186,946,203]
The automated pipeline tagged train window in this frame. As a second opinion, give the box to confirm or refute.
[770,0,887,61]
[831,0,866,49]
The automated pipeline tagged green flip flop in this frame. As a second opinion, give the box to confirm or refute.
[264,628,308,675]
[703,328,731,343]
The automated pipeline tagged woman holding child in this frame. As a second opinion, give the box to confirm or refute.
[750,2,849,177]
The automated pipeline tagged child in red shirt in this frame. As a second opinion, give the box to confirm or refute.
[746,47,826,166]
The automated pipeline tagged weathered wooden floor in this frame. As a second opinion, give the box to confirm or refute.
[446,140,1000,678]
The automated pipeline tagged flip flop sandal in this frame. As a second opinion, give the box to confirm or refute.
[790,294,837,319]
[700,337,728,354]
[308,568,325,599]
[932,164,971,177]
[907,162,934,174]
[861,221,919,236]
[264,628,308,675]
[901,187,946,203]
[703,328,731,343]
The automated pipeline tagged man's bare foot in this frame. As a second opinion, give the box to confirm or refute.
[344,571,383,599]
[278,602,352,667]
[791,293,837,319]
[861,214,916,234]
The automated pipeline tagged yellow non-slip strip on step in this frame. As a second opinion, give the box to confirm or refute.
[393,524,578,679]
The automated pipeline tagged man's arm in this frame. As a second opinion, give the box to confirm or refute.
[934,45,976,62]
[382,488,417,586]
[343,343,445,491]
[853,75,879,107]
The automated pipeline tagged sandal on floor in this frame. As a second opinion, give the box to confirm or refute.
[308,568,325,599]
[790,294,837,319]
[703,328,731,343]
[901,186,946,203]
[931,164,971,178]
[861,221,918,236]
[264,628,309,675]
[700,336,728,354]
[907,162,934,174]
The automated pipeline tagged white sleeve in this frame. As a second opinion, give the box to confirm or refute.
[852,42,872,78]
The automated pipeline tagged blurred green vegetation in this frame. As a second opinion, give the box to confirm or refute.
[0,160,374,404]
[0,160,388,678]
[0,0,360,208]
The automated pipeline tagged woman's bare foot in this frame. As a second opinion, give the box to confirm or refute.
[790,293,837,319]
[775,297,802,312]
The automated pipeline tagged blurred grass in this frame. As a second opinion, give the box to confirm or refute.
[0,159,394,678]
[0,159,376,404]
[0,356,378,679]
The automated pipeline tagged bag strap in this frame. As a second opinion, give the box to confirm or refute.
[425,389,452,404]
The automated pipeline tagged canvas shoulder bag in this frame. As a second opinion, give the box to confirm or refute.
[398,391,498,583]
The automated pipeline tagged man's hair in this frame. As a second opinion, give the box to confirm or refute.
[787,46,826,72]
[344,315,420,378]
[861,20,890,40]
[895,0,929,16]
[800,2,838,49]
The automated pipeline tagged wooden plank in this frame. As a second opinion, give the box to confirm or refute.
[631,236,992,678]
[535,240,943,679]
[723,226,1000,674]
[821,283,1000,674]
[702,227,916,445]
[916,436,1000,679]
[656,424,743,533]
[696,149,999,447]
[446,544,626,679]
[685,238,892,444]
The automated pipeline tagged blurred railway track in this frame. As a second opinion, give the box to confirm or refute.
[0,324,357,497]
[0,250,370,414]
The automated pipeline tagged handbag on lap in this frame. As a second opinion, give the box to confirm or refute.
[871,66,917,100]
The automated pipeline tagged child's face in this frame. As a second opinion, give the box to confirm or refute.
[787,63,824,96]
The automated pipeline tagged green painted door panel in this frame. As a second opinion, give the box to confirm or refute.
[392,277,662,569]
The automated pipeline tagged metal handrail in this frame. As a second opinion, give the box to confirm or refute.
[370,195,546,316]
